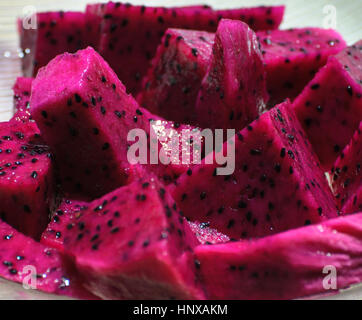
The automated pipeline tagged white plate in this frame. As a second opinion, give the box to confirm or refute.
[0,0,361,300]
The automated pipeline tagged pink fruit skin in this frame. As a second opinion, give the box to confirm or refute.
[331,121,362,213]
[0,121,55,239]
[11,77,34,123]
[259,28,346,105]
[0,219,96,299]
[169,100,338,240]
[195,212,362,299]
[293,40,362,171]
[19,11,88,77]
[195,19,268,131]
[60,175,204,300]
[95,3,284,95]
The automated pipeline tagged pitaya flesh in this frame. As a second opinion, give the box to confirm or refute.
[19,11,87,77]
[170,101,338,239]
[97,2,284,95]
[11,77,33,123]
[189,221,230,245]
[0,219,95,299]
[41,199,89,252]
[61,175,204,300]
[195,19,268,131]
[293,40,362,170]
[138,28,214,124]
[195,212,362,299]
[331,121,362,214]
[0,121,55,239]
[30,47,150,198]
[259,28,346,105]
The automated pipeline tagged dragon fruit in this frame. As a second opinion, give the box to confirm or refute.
[147,116,204,180]
[195,212,362,299]
[331,121,362,214]
[259,28,346,105]
[293,40,362,170]
[30,47,153,198]
[0,219,96,299]
[169,100,338,240]
[189,221,230,245]
[0,121,55,239]
[11,77,33,123]
[41,199,89,252]
[195,19,268,131]
[60,175,204,300]
[19,11,88,77]
[95,2,284,95]
[140,27,345,125]
[138,28,214,124]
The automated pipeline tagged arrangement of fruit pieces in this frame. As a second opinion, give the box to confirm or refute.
[0,1,359,299]
[138,27,346,124]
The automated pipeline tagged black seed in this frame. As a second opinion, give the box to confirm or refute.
[100,106,106,115]
[311,83,320,90]
[30,171,38,179]
[102,143,110,150]
[194,259,201,269]
[74,94,81,103]
[41,110,48,119]
[346,85,353,96]
[200,192,206,200]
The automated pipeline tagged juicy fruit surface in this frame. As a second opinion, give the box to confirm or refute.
[189,221,230,245]
[30,47,146,198]
[259,28,346,105]
[0,121,54,239]
[96,2,284,95]
[61,176,203,300]
[331,121,362,213]
[195,19,268,131]
[170,101,338,240]
[195,213,362,299]
[11,77,33,123]
[41,199,89,252]
[19,11,87,77]
[138,28,214,124]
[0,219,94,299]
[140,27,346,124]
[293,40,362,170]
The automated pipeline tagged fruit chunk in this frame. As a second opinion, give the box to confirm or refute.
[170,101,338,240]
[0,121,55,239]
[331,121,362,213]
[30,47,151,198]
[11,77,33,123]
[195,212,362,299]
[18,11,87,77]
[62,175,204,300]
[96,2,284,95]
[259,28,346,105]
[195,19,268,131]
[41,199,89,252]
[293,40,362,170]
[138,28,214,124]
[140,27,345,124]
[0,219,95,299]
